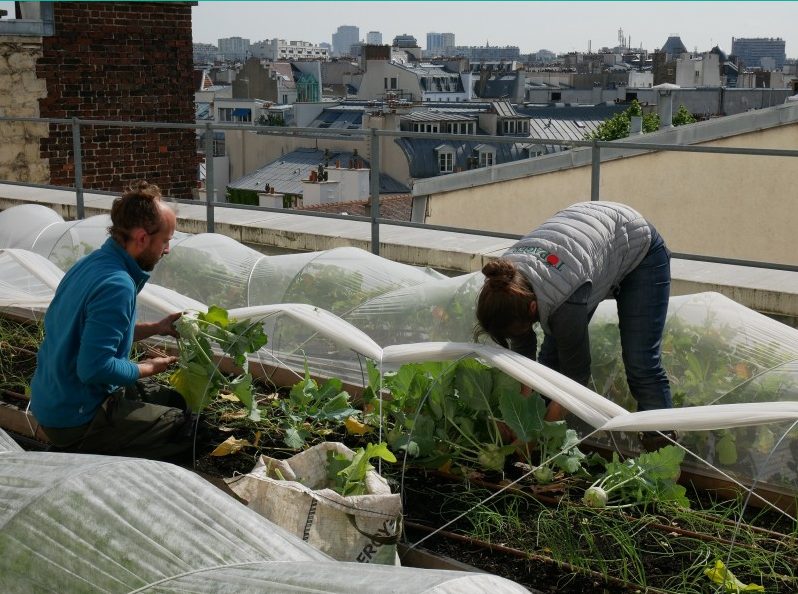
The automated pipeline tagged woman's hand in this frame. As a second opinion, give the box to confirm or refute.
[544,401,567,422]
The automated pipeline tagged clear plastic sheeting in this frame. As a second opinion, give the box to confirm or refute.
[0,249,62,316]
[2,204,798,500]
[585,292,798,493]
[0,203,63,250]
[0,438,530,594]
[0,428,23,453]
[151,236,445,310]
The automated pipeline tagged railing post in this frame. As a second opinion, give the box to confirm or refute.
[590,140,600,202]
[369,127,380,255]
[204,122,215,233]
[71,117,85,219]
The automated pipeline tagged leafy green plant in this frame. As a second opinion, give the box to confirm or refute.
[279,362,360,449]
[226,187,258,206]
[363,357,587,478]
[672,104,697,126]
[585,99,659,141]
[498,385,587,484]
[169,306,268,417]
[326,442,396,496]
[582,445,688,509]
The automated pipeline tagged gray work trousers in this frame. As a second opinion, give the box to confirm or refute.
[41,378,194,461]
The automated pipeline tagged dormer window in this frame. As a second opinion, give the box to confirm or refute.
[435,144,454,173]
[474,144,495,167]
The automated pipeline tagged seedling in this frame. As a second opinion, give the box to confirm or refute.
[327,442,397,496]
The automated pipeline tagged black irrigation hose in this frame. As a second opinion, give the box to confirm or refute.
[405,520,671,594]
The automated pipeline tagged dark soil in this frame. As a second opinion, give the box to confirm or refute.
[394,469,797,594]
[1,319,796,593]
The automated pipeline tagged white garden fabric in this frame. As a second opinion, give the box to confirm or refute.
[0,437,530,593]
[1,203,797,503]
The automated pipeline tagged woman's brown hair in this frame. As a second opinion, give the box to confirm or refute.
[475,259,536,348]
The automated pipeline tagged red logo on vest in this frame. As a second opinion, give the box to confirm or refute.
[546,254,560,267]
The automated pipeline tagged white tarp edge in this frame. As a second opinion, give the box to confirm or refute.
[0,444,530,593]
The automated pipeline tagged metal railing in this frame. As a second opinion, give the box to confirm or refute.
[2,114,798,273]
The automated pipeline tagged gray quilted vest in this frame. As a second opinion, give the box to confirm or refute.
[502,201,652,334]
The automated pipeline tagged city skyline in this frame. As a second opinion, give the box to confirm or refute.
[191,1,798,57]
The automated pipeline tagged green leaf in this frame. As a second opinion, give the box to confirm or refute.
[590,446,688,508]
[498,389,546,443]
[284,427,307,450]
[329,443,396,497]
[716,433,738,465]
[169,362,216,412]
[636,445,685,482]
[201,305,230,329]
[366,359,382,393]
[228,373,254,410]
[455,359,493,412]
[407,413,436,456]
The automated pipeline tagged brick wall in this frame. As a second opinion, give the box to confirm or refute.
[36,2,198,199]
[0,37,49,183]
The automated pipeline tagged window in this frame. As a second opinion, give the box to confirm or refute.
[479,150,494,167]
[218,107,252,123]
[551,92,561,101]
[384,77,389,89]
[438,151,453,173]
[435,144,455,173]
[390,77,398,89]
[0,2,55,36]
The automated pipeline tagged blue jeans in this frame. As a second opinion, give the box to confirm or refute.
[615,238,673,411]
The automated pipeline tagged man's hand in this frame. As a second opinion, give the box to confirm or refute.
[138,355,178,378]
[134,312,182,341]
[154,312,182,338]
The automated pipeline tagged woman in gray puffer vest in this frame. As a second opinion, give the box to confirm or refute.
[476,201,674,431]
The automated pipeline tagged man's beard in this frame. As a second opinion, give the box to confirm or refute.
[136,253,159,272]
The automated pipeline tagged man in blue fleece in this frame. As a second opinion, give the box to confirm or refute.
[31,181,193,459]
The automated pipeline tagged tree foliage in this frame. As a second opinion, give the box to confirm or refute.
[672,104,697,126]
[586,100,659,141]
[587,100,698,142]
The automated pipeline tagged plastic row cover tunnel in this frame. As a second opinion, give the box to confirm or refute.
[0,429,530,593]
[2,205,798,501]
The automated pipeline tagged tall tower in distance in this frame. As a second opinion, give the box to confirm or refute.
[366,31,382,45]
[731,37,786,69]
[426,32,455,56]
[332,25,359,57]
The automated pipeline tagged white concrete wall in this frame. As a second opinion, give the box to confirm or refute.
[358,61,421,101]
[327,166,370,200]
[676,54,721,87]
[628,71,654,88]
[420,121,798,266]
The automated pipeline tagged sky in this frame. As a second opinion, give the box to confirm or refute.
[190,1,798,57]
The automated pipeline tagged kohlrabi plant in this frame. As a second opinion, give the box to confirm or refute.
[170,305,268,419]
[279,361,360,449]
[582,445,688,509]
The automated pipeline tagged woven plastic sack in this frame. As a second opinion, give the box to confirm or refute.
[227,442,402,565]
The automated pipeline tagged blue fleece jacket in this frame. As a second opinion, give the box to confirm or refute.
[31,238,148,428]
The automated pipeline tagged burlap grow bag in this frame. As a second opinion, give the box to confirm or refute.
[227,442,402,565]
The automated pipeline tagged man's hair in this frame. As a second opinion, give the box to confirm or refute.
[108,180,164,243]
